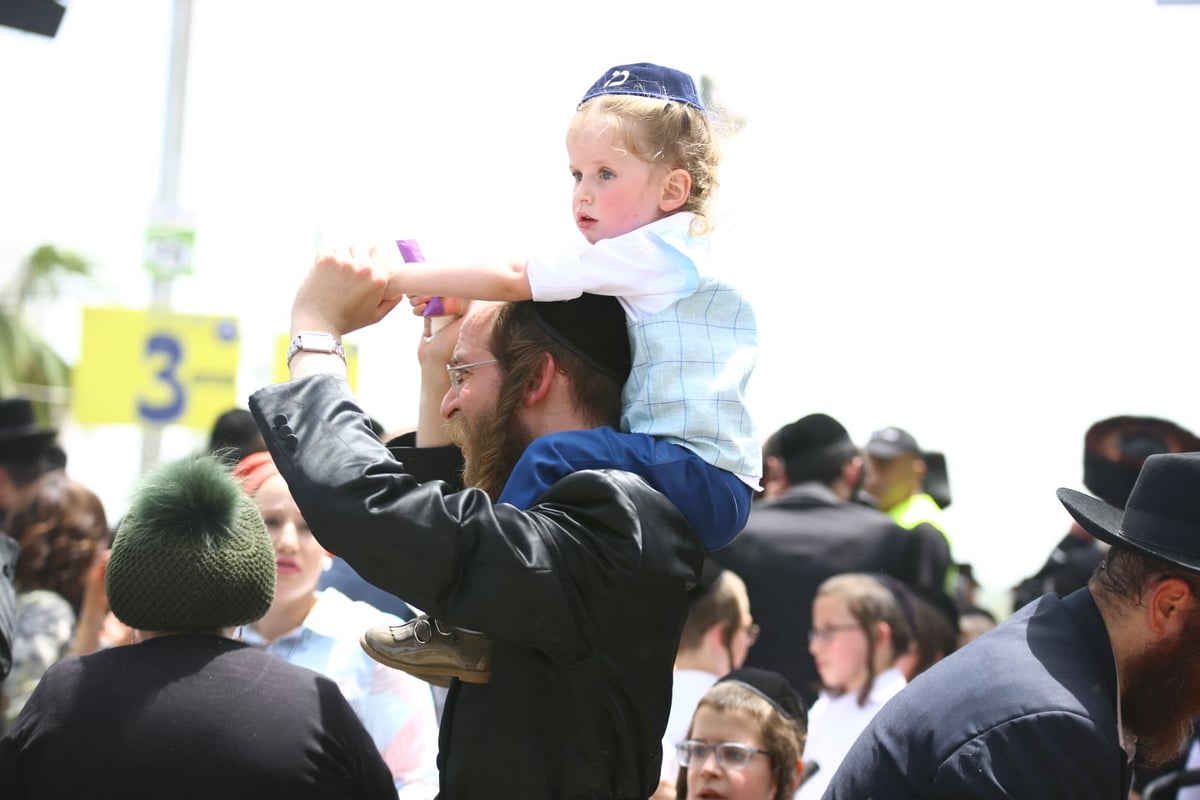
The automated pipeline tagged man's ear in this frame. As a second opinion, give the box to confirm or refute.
[1148,576,1195,636]
[837,457,864,502]
[523,352,558,407]
[764,455,787,487]
[702,620,727,651]
[659,168,692,213]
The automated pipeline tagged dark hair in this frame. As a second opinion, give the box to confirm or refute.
[1090,544,1200,606]
[207,408,266,468]
[678,570,748,651]
[10,471,109,614]
[783,440,857,485]
[490,301,624,428]
[906,590,959,680]
[765,415,858,485]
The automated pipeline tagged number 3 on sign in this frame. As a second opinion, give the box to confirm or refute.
[138,333,186,423]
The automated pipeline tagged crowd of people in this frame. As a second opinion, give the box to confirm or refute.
[3,60,1200,799]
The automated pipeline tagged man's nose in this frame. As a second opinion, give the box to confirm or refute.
[440,388,459,420]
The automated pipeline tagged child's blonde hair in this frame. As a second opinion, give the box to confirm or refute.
[572,94,722,233]
[815,573,913,706]
[680,680,807,800]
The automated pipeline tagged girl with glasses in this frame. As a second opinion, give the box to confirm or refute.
[675,667,806,800]
[796,573,913,799]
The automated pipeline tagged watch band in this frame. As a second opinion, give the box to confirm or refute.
[286,331,346,366]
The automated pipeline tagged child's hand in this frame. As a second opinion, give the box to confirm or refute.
[409,294,471,318]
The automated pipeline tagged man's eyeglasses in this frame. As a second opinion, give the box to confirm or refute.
[742,622,761,647]
[675,740,770,770]
[446,359,499,388]
[807,623,860,644]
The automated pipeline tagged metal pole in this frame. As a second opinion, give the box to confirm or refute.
[141,0,192,474]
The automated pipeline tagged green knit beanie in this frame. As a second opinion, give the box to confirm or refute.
[106,455,276,632]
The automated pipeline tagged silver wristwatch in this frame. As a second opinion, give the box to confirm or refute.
[286,331,346,366]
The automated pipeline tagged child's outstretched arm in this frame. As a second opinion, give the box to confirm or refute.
[384,259,533,303]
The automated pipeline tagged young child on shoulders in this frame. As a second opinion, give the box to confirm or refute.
[672,667,807,800]
[366,62,761,687]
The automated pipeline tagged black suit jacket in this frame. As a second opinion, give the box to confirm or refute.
[713,482,920,705]
[824,588,1131,799]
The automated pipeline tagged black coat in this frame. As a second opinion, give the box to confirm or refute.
[0,635,396,799]
[824,588,1131,799]
[713,482,920,705]
[251,375,704,799]
[0,533,15,680]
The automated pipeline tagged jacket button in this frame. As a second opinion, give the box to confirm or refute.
[273,414,288,427]
[284,434,298,451]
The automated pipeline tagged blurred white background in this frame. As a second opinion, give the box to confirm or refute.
[3,0,1199,603]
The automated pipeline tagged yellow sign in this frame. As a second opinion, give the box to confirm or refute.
[271,334,359,390]
[74,307,239,429]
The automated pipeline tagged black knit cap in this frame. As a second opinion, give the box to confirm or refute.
[106,455,276,632]
[718,667,807,726]
[525,294,632,382]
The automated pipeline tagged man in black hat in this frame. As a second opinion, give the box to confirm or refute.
[249,251,703,799]
[1014,415,1200,611]
[0,397,61,680]
[825,451,1200,799]
[713,413,924,706]
[0,397,59,526]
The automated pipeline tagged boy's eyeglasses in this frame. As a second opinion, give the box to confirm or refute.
[446,359,499,388]
[807,623,860,644]
[675,740,770,770]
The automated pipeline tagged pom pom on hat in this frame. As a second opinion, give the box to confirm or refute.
[106,455,276,632]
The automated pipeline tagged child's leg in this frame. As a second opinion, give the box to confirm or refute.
[499,427,752,551]
[364,428,753,682]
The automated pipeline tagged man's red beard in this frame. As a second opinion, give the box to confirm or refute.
[1122,604,1200,769]
[445,402,532,502]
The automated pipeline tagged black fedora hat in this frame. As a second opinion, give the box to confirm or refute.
[0,397,57,454]
[1058,452,1200,573]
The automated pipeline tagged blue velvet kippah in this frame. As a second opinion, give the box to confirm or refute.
[580,62,705,112]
